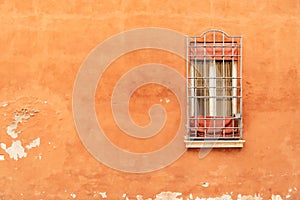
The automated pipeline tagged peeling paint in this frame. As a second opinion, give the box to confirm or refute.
[14,109,30,123]
[93,192,107,199]
[155,192,182,200]
[6,109,32,139]
[1,143,6,150]
[237,194,262,200]
[6,123,19,139]
[201,182,209,188]
[37,153,42,160]
[26,138,40,150]
[0,191,285,200]
[33,109,40,113]
[1,102,8,107]
[1,138,40,160]
[271,194,283,200]
[30,109,39,117]
[0,155,4,160]
[1,108,42,160]
[218,194,233,200]
[2,140,27,160]
[152,193,270,200]
[99,192,107,198]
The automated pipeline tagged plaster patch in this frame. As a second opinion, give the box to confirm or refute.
[26,138,40,150]
[0,155,4,160]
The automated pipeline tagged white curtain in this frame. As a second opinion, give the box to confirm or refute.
[190,60,236,117]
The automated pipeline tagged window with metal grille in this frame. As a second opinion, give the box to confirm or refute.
[185,30,244,148]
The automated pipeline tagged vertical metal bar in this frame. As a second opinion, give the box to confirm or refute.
[231,37,235,138]
[222,32,225,137]
[203,33,207,138]
[193,37,197,137]
[240,36,243,139]
[194,37,197,118]
[213,31,216,138]
[190,41,194,118]
[186,36,190,139]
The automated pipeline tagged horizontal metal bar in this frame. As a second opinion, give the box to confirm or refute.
[187,77,241,79]
[188,44,241,46]
[188,86,241,89]
[189,55,241,58]
[188,136,241,138]
[187,126,242,131]
[188,96,242,98]
[188,36,242,39]
[188,117,241,119]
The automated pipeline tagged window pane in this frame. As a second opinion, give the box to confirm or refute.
[190,61,234,117]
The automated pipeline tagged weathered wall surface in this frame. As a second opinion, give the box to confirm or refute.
[0,0,299,199]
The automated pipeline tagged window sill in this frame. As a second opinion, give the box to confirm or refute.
[185,139,245,148]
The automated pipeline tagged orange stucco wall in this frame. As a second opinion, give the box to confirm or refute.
[0,0,299,199]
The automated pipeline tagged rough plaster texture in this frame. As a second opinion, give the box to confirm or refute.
[0,0,299,199]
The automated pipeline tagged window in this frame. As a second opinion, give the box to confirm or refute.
[185,30,244,148]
